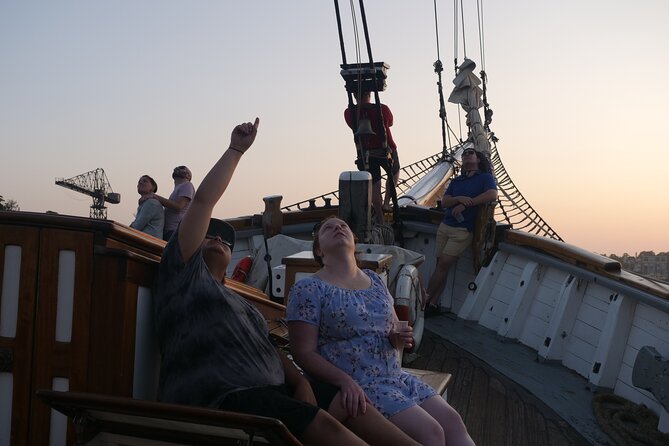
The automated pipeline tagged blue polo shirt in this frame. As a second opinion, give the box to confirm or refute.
[442,171,497,231]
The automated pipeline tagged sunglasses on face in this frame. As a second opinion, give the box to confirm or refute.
[205,234,233,248]
[463,150,477,156]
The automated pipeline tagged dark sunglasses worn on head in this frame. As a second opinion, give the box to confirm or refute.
[205,234,233,248]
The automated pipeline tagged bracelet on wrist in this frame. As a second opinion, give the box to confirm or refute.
[229,146,245,154]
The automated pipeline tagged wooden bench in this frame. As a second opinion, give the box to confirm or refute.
[36,281,454,445]
[38,367,453,446]
[36,390,302,446]
[38,371,453,446]
[405,368,453,397]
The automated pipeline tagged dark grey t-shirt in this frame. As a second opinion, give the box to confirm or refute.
[153,231,285,407]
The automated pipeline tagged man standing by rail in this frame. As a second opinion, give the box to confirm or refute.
[424,148,498,317]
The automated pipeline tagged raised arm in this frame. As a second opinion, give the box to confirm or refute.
[152,194,190,212]
[178,118,259,263]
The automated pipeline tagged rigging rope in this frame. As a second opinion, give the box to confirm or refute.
[475,0,492,130]
[453,0,458,72]
[434,0,467,155]
[350,0,362,68]
[476,0,486,73]
[459,0,467,60]
[433,0,441,62]
[451,0,466,142]
[281,138,562,242]
[307,1,558,243]
[433,0,450,156]
[334,0,401,235]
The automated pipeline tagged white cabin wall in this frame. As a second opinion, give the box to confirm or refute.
[561,283,610,378]
[615,303,669,416]
[518,267,563,350]
[403,226,477,314]
[450,251,475,313]
[402,228,438,305]
[460,242,669,430]
[478,254,525,331]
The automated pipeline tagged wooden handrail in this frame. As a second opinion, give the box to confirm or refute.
[36,389,302,445]
[503,229,621,273]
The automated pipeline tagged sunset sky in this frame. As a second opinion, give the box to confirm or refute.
[1,1,667,256]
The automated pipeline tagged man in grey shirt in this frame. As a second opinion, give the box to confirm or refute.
[152,118,418,446]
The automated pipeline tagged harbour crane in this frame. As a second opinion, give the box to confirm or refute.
[55,168,121,219]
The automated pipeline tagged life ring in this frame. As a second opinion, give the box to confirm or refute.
[393,264,424,352]
[231,256,253,283]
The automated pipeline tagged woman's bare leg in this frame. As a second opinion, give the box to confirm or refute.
[300,409,367,446]
[327,392,421,446]
[420,396,475,445]
[389,404,445,446]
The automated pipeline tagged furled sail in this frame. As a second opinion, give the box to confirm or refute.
[448,59,490,155]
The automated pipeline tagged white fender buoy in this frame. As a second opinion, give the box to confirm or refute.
[394,264,425,351]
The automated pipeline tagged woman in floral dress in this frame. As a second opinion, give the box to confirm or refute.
[287,216,475,446]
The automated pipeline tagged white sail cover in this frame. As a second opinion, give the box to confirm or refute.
[245,234,424,296]
[448,58,490,155]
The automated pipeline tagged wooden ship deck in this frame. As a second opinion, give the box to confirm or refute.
[411,329,595,446]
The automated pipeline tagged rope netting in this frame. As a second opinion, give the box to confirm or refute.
[280,143,562,241]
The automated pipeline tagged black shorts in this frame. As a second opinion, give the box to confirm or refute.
[310,379,339,411]
[218,381,339,438]
[360,150,400,182]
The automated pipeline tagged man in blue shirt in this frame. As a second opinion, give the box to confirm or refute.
[424,148,498,317]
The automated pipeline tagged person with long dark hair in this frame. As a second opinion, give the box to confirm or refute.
[424,148,498,317]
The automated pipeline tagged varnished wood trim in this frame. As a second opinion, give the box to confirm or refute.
[227,279,287,323]
[36,390,303,446]
[0,211,166,256]
[94,244,162,264]
[31,228,94,445]
[503,229,621,273]
[0,225,39,446]
[87,255,139,397]
[503,229,669,301]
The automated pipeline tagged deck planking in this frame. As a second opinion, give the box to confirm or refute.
[409,329,594,446]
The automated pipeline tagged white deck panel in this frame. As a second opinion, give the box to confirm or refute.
[634,303,669,342]
[518,315,547,351]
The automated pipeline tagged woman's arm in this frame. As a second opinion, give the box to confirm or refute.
[289,321,368,417]
[388,308,414,350]
[277,348,317,406]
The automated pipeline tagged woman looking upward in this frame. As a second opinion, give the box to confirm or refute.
[287,216,475,446]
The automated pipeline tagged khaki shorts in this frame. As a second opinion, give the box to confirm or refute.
[435,223,473,257]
